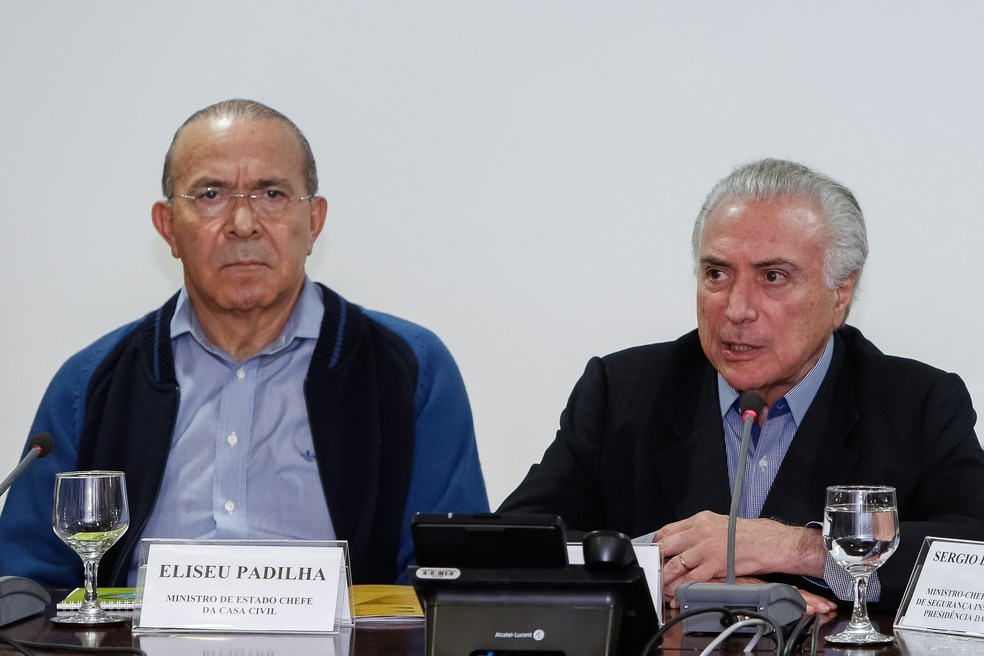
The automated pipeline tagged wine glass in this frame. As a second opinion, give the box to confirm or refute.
[822,485,899,644]
[51,471,130,624]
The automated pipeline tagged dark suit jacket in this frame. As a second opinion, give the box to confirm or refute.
[498,326,984,608]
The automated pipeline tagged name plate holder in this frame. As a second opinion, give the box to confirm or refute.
[894,536,984,641]
[131,539,353,635]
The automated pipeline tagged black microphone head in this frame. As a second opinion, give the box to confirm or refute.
[28,433,54,458]
[739,391,766,417]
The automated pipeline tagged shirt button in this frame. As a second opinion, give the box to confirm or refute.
[227,433,238,446]
[224,500,235,513]
[759,457,769,468]
[236,367,246,380]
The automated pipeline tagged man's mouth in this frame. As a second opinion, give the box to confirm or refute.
[224,259,266,267]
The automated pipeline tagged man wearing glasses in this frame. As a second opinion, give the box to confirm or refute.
[0,99,488,588]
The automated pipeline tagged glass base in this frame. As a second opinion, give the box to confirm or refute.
[51,612,126,625]
[825,628,895,644]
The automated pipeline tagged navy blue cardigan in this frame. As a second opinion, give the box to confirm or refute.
[0,284,488,587]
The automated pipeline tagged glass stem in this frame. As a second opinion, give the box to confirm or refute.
[81,558,101,613]
[850,572,872,628]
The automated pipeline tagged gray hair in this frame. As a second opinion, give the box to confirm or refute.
[161,99,318,198]
[691,158,868,290]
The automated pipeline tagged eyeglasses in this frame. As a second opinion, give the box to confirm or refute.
[172,188,313,219]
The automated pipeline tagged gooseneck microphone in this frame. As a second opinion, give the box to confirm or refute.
[0,433,54,499]
[0,433,55,625]
[726,391,765,584]
[674,393,806,633]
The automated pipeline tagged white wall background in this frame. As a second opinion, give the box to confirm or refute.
[1,2,982,511]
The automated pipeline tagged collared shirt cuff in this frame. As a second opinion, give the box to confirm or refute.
[804,521,880,601]
[820,554,881,601]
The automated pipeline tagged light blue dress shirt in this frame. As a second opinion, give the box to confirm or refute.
[717,337,834,521]
[129,278,333,583]
[716,335,879,601]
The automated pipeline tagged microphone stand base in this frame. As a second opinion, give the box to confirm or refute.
[0,576,50,627]
[675,581,806,633]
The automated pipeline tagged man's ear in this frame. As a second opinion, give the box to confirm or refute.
[833,273,857,328]
[151,200,181,259]
[306,196,328,255]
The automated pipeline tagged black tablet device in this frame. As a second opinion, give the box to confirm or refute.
[411,512,568,569]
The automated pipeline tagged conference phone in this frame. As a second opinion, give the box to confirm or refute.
[409,513,658,656]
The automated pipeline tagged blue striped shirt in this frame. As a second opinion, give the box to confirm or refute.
[129,278,333,583]
[718,337,834,520]
[716,335,879,600]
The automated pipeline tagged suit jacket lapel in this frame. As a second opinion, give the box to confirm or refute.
[763,332,860,524]
[653,358,734,520]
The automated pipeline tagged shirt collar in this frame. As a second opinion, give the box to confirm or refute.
[716,333,835,426]
[171,276,323,360]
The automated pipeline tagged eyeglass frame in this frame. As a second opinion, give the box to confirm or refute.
[168,187,315,219]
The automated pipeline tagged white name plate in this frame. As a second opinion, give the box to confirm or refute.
[133,540,348,634]
[137,629,353,656]
[895,537,984,637]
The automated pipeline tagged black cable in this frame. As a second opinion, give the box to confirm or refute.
[781,614,809,655]
[720,609,784,654]
[638,606,736,654]
[637,606,786,655]
[0,633,37,656]
[781,613,818,655]
[808,611,822,656]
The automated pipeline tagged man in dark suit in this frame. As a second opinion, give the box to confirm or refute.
[499,158,984,612]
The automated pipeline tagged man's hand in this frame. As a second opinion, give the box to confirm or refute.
[655,510,829,606]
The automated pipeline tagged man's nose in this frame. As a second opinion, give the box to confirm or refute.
[226,196,261,238]
[725,277,757,323]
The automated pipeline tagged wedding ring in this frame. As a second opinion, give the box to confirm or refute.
[677,554,692,570]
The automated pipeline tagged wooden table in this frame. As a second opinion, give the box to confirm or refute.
[0,595,927,655]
